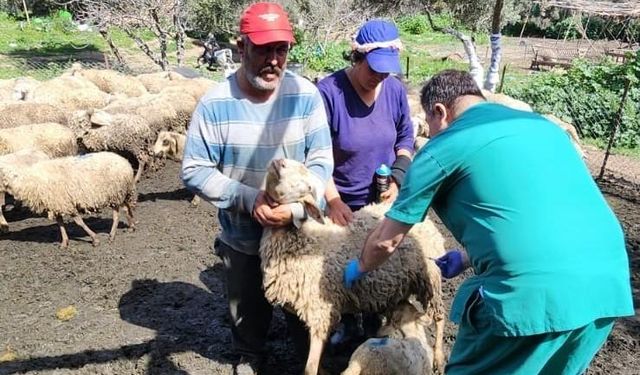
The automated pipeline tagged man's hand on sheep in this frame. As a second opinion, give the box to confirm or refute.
[253,191,293,227]
[435,249,470,278]
[343,259,367,288]
[327,197,353,226]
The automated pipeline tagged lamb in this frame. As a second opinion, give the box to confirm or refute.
[0,149,50,232]
[152,131,200,206]
[2,151,137,247]
[0,102,68,129]
[342,299,434,375]
[80,111,153,182]
[260,158,446,375]
[0,123,78,157]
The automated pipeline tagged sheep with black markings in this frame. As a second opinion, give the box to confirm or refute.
[2,151,137,247]
[260,158,446,375]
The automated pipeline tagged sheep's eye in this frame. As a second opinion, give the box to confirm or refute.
[163,140,170,146]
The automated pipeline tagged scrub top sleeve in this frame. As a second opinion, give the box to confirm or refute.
[386,151,448,224]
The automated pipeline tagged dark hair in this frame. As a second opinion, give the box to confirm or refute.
[343,50,366,64]
[420,70,484,115]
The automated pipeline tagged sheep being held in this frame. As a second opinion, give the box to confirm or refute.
[260,158,446,375]
[3,151,137,247]
[342,299,434,375]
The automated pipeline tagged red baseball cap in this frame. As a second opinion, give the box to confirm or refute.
[240,2,295,45]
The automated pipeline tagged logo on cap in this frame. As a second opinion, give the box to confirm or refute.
[259,13,280,22]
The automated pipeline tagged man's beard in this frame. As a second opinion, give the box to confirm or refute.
[246,65,283,91]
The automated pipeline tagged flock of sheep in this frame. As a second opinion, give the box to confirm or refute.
[0,65,587,375]
[0,63,213,247]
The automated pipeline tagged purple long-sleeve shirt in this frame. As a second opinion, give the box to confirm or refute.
[317,70,414,207]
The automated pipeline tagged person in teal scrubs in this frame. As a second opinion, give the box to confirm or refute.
[342,69,635,374]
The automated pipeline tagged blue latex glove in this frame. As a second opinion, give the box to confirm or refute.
[343,259,366,288]
[435,250,465,278]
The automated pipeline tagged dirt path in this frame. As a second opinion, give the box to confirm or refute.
[0,147,638,374]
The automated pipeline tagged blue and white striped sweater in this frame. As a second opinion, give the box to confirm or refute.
[181,71,333,254]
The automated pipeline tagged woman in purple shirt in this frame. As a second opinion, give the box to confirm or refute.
[316,19,415,348]
[317,19,414,226]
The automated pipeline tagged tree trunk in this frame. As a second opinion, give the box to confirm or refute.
[124,29,164,68]
[99,27,125,65]
[174,0,186,67]
[484,0,504,92]
[150,9,169,71]
[426,10,484,87]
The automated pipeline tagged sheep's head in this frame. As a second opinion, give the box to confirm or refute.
[378,297,429,338]
[265,158,324,223]
[153,131,182,160]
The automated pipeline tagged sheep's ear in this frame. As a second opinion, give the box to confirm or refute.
[169,135,178,156]
[301,194,324,224]
[407,295,425,315]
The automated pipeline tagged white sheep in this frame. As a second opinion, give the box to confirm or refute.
[24,75,112,111]
[342,299,434,375]
[152,131,200,206]
[101,92,196,134]
[0,123,78,157]
[2,151,137,248]
[80,111,153,182]
[67,63,148,97]
[0,102,68,129]
[0,149,50,232]
[260,158,446,375]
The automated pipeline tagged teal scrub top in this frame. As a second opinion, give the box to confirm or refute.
[387,102,634,336]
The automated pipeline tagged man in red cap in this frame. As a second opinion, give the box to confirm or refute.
[181,2,334,374]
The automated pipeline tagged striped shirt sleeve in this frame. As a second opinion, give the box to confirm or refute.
[180,100,259,214]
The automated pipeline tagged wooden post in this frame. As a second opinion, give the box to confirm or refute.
[598,79,631,180]
[405,56,410,80]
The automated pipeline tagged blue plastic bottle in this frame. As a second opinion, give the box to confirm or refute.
[375,164,392,202]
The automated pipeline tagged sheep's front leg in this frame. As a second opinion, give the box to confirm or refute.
[56,215,69,248]
[72,215,99,246]
[0,192,8,233]
[109,207,120,242]
[304,333,325,375]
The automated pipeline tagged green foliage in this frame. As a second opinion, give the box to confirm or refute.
[288,29,349,73]
[505,53,640,149]
[397,15,430,35]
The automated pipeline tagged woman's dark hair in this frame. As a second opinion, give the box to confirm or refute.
[342,49,366,64]
[420,70,485,114]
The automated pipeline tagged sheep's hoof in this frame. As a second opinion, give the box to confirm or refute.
[91,238,100,247]
[59,242,69,249]
[0,225,8,233]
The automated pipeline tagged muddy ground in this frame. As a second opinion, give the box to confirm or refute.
[0,146,638,375]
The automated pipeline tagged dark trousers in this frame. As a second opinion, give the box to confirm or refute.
[214,239,309,362]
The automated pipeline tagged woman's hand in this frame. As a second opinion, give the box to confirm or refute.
[379,180,399,203]
[327,197,353,226]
